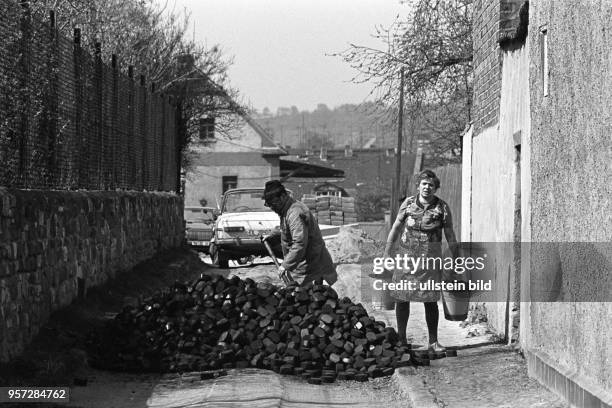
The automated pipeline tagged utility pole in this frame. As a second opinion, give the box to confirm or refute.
[359,127,363,148]
[391,68,405,223]
[302,113,306,148]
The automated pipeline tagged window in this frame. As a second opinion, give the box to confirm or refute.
[222,176,237,193]
[540,26,549,97]
[199,117,215,141]
[223,190,268,213]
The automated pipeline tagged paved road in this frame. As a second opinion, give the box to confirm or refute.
[68,367,409,408]
[150,369,407,408]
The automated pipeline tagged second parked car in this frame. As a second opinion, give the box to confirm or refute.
[184,206,216,253]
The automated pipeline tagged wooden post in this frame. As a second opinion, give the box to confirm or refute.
[159,94,166,191]
[128,65,135,189]
[391,68,405,223]
[73,28,83,188]
[111,54,118,189]
[18,0,31,187]
[140,74,147,190]
[175,101,184,195]
[46,9,59,187]
[150,82,156,190]
[94,41,103,189]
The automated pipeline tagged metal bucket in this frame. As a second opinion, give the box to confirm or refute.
[442,289,469,321]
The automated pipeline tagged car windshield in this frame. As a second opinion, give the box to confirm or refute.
[184,208,214,223]
[223,191,269,213]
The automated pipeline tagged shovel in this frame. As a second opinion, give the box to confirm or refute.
[261,235,294,285]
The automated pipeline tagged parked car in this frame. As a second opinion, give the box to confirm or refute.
[184,206,216,253]
[208,188,284,268]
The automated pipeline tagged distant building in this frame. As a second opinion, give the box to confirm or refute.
[282,147,416,221]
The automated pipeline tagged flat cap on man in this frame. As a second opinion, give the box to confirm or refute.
[263,180,286,199]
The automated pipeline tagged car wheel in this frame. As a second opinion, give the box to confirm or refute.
[211,244,229,269]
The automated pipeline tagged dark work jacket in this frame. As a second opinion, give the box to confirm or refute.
[278,198,337,285]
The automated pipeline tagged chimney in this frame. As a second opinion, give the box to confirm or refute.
[344,144,353,157]
[175,53,195,76]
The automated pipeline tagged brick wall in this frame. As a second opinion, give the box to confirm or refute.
[473,0,525,133]
[0,189,184,361]
[472,0,503,133]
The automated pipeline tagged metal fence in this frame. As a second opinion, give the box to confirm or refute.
[0,1,180,192]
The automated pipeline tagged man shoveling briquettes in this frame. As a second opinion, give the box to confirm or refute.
[261,180,337,287]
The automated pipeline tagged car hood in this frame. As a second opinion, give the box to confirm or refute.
[186,221,214,230]
[217,211,280,230]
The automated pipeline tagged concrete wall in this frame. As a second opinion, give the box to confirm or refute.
[460,126,473,243]
[524,0,612,398]
[498,43,530,342]
[0,189,184,361]
[469,1,530,337]
[468,122,516,333]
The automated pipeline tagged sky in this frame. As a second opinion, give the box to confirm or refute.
[165,0,407,113]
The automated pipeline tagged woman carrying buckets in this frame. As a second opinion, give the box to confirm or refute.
[383,169,460,351]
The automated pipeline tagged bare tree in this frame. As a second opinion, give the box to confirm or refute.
[30,0,234,93]
[333,0,473,163]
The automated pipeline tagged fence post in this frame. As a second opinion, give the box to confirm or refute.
[175,101,184,194]
[150,82,157,191]
[159,94,166,191]
[128,65,135,190]
[140,74,147,190]
[73,28,83,188]
[94,41,103,189]
[46,9,59,187]
[19,0,31,188]
[111,54,118,189]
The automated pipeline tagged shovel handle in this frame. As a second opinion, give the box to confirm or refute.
[262,238,294,285]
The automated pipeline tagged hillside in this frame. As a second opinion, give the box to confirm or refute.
[252,102,431,150]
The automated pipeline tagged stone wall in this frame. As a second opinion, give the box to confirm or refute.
[0,189,184,361]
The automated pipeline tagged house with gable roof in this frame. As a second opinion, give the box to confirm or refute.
[168,53,344,209]
[184,110,286,208]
